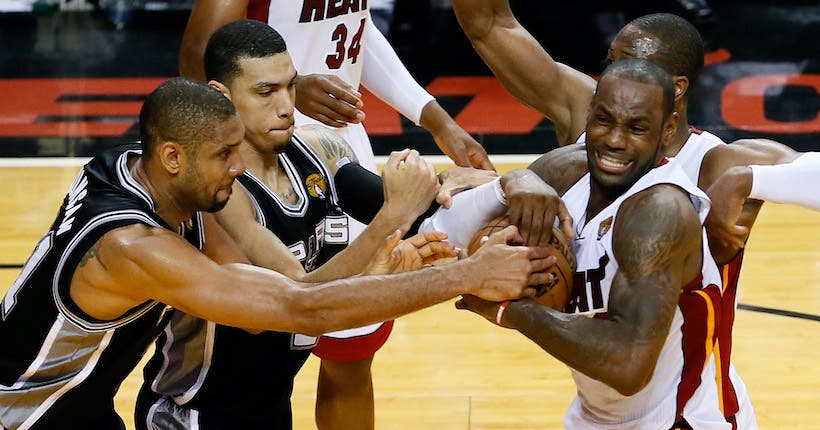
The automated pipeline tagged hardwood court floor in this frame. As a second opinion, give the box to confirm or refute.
[0,160,817,429]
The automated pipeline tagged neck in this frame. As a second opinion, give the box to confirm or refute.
[240,139,282,178]
[666,103,692,157]
[130,156,191,228]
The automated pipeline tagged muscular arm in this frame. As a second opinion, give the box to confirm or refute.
[360,18,493,169]
[498,186,703,395]
[701,139,802,263]
[527,143,589,195]
[179,0,248,79]
[69,223,552,336]
[452,0,596,145]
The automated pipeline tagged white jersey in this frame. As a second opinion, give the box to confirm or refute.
[673,129,758,429]
[250,0,376,173]
[672,129,724,184]
[561,159,730,429]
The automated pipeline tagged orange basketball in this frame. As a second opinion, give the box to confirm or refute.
[467,215,576,311]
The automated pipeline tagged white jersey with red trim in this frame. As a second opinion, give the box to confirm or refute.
[248,0,377,173]
[561,159,729,429]
[673,129,757,429]
[672,129,724,184]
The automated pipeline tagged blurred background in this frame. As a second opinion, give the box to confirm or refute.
[0,0,818,157]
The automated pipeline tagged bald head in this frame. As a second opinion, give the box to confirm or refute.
[624,13,705,88]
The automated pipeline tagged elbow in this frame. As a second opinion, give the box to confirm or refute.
[609,360,656,396]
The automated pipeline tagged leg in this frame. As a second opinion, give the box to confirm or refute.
[315,356,376,430]
[311,320,394,430]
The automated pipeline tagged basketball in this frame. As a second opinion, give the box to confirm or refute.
[467,215,576,311]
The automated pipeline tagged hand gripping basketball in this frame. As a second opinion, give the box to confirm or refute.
[468,215,576,311]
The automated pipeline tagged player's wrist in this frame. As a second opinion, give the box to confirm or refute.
[496,300,511,327]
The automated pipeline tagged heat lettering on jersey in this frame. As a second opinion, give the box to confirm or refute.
[56,172,89,236]
[299,0,368,23]
[567,254,609,314]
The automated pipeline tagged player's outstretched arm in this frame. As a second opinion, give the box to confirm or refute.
[295,126,440,281]
[457,185,702,395]
[701,138,805,263]
[70,223,554,336]
[452,0,596,145]
[359,17,493,169]
[179,0,248,80]
[705,149,820,254]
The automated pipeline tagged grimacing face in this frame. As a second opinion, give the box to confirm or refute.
[584,75,672,198]
[227,52,297,154]
[180,113,247,213]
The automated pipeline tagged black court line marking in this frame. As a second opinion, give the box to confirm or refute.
[0,264,22,269]
[737,304,820,322]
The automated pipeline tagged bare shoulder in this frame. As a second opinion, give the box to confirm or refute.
[527,143,588,195]
[613,184,702,273]
[295,125,358,174]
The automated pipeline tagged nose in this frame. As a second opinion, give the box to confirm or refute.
[276,90,295,119]
[229,153,247,178]
[604,127,627,150]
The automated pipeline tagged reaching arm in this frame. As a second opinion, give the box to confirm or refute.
[179,0,248,79]
[701,139,803,263]
[292,126,439,281]
[69,222,554,336]
[360,16,493,169]
[457,185,703,395]
[452,0,596,145]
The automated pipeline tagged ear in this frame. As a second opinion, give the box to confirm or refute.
[662,111,680,147]
[209,80,231,101]
[673,76,690,102]
[158,141,183,175]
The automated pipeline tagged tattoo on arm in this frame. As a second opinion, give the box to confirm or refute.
[307,126,359,164]
[78,241,108,271]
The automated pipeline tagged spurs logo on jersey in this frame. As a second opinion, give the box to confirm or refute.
[139,135,349,422]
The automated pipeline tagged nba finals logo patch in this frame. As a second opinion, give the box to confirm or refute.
[597,216,613,240]
[306,173,327,200]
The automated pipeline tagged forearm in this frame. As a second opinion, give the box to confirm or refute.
[361,18,433,124]
[301,208,414,282]
[220,261,473,336]
[503,299,656,395]
[748,153,820,210]
[418,178,507,249]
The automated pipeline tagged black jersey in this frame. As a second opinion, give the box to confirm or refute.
[0,144,204,430]
[138,134,349,429]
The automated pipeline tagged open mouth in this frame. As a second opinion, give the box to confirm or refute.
[596,152,632,173]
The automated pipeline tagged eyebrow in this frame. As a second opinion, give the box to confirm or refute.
[252,71,298,90]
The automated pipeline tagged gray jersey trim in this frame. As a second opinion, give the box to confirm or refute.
[52,210,162,332]
[243,157,310,217]
[116,149,156,211]
[291,133,340,206]
[0,314,114,430]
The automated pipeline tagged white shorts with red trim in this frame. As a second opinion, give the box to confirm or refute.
[313,320,394,362]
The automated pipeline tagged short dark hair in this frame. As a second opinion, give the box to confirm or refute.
[628,13,705,88]
[599,58,675,119]
[204,19,288,85]
[139,77,237,157]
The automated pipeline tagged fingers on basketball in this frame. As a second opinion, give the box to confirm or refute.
[467,215,577,311]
